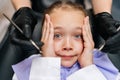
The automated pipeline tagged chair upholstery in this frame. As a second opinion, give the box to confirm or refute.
[0,13,43,80]
[0,27,23,80]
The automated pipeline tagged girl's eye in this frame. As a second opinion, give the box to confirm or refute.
[74,34,82,39]
[54,34,62,39]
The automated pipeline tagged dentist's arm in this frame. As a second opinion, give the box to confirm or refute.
[11,0,31,10]
[91,0,112,14]
[91,0,120,41]
[10,0,43,54]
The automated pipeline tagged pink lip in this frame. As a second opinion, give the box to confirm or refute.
[61,56,73,60]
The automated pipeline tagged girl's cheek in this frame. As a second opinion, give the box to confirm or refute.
[54,41,62,51]
[74,41,84,51]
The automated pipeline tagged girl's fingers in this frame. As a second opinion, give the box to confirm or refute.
[49,21,54,42]
[41,15,47,41]
[86,16,93,38]
[83,17,94,48]
[82,20,89,45]
[85,17,94,46]
[44,14,50,41]
[84,16,92,39]
[83,17,89,42]
[41,14,55,57]
[41,14,51,42]
[41,14,54,45]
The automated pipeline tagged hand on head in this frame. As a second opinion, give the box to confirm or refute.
[41,14,56,57]
[78,16,94,68]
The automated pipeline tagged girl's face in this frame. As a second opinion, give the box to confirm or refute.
[50,10,85,67]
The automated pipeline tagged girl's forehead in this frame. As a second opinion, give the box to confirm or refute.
[49,10,85,26]
[50,9,85,16]
[49,9,85,20]
[49,10,84,32]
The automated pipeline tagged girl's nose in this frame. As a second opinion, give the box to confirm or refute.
[63,47,72,51]
[62,37,73,51]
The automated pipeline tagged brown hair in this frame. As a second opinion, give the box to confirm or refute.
[42,1,87,26]
[44,1,87,16]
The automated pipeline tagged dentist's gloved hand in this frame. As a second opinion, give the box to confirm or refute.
[10,7,43,54]
[94,12,120,40]
[101,31,120,54]
[12,7,37,39]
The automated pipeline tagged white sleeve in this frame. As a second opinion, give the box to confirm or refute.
[29,57,61,80]
[67,64,107,80]
[12,74,18,80]
[116,73,120,80]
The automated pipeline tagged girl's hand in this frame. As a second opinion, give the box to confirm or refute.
[78,16,94,68]
[41,14,56,57]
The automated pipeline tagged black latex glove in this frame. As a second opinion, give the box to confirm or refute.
[12,7,37,39]
[10,7,43,54]
[94,12,120,40]
[101,31,120,54]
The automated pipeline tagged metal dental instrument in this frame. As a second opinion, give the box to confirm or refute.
[3,13,42,53]
[98,41,105,51]
[117,26,120,31]
[98,25,120,51]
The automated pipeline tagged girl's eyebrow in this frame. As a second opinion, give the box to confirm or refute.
[54,26,63,30]
[54,26,82,29]
[54,26,82,31]
[75,27,82,30]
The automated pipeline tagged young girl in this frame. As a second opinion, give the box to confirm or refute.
[12,1,119,80]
